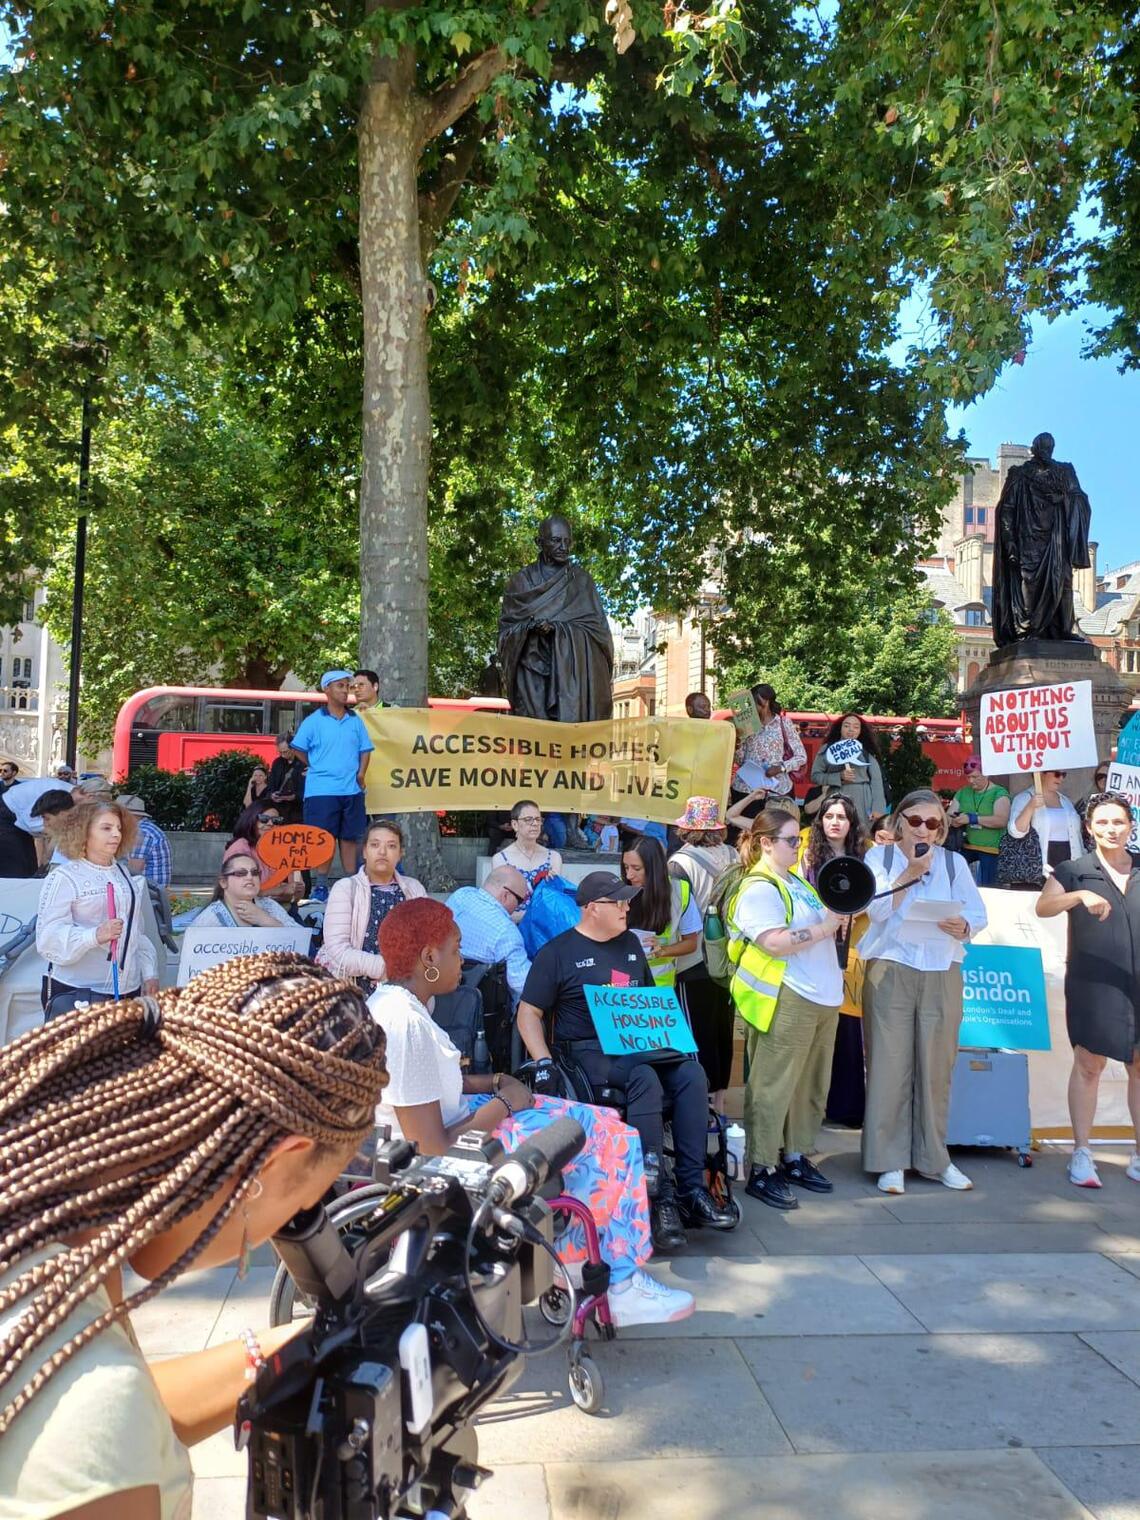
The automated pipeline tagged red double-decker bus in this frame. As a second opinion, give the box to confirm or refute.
[111,686,509,781]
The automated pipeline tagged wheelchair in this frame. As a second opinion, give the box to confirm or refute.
[515,1047,742,1228]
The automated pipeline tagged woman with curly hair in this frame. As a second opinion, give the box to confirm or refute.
[367,898,694,1327]
[36,799,158,1021]
[809,712,888,829]
[800,794,868,1128]
[0,953,388,1518]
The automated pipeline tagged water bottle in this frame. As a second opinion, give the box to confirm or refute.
[704,905,726,941]
[472,1027,490,1074]
[725,1124,746,1180]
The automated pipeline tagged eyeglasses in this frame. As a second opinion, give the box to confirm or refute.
[516,815,542,825]
[257,814,283,825]
[224,867,260,880]
[902,815,942,831]
[775,833,800,846]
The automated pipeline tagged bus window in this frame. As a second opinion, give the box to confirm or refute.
[203,699,268,734]
[136,695,197,732]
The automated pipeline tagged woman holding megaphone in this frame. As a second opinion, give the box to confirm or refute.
[724,809,846,1211]
[829,789,987,1197]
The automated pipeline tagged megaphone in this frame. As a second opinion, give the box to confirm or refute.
[815,843,929,915]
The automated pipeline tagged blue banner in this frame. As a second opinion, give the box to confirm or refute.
[585,983,698,1057]
[959,944,1051,1051]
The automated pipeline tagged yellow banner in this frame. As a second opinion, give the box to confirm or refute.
[361,709,735,824]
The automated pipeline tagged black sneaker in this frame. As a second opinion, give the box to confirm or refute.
[676,1184,738,1231]
[744,1165,799,1211]
[650,1198,687,1253]
[781,1155,834,1193]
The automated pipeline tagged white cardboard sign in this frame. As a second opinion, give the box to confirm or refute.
[979,680,1097,776]
[177,924,312,986]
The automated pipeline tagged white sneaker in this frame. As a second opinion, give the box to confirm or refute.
[1069,1147,1102,1189]
[877,1170,905,1195]
[931,1162,973,1191]
[1127,1154,1140,1184]
[608,1268,695,1327]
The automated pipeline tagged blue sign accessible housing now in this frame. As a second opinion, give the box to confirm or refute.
[959,944,1051,1051]
[585,983,698,1057]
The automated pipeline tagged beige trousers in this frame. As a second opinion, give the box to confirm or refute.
[861,959,963,1176]
[743,984,839,1170]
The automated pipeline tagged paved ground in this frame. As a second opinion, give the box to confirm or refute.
[129,1132,1140,1520]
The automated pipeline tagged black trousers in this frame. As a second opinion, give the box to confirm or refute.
[569,1042,710,1195]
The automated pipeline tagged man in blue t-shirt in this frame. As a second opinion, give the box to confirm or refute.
[290,669,374,897]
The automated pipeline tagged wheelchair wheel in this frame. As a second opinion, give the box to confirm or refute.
[539,1284,573,1328]
[568,1352,604,1415]
[267,1183,391,1329]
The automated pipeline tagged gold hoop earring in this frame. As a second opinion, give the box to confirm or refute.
[424,965,441,984]
[238,1177,264,1280]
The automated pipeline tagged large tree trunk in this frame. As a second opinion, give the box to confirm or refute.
[357,35,451,886]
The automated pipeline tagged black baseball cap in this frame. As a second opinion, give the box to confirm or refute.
[576,871,640,907]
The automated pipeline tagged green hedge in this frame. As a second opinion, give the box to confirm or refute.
[123,748,261,831]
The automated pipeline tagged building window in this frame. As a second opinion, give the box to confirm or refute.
[964,507,974,526]
[22,659,31,679]
[22,598,34,622]
[976,508,986,526]
[964,606,984,627]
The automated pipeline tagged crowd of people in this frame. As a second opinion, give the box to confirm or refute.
[3,671,1140,1517]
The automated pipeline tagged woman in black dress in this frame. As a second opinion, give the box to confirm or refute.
[1036,792,1140,1190]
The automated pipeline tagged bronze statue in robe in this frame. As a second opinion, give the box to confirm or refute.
[991,432,1091,646]
[498,515,614,722]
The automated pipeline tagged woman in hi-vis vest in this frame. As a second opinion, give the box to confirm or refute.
[725,809,844,1212]
[622,835,701,988]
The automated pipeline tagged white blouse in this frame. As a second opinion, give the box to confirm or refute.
[859,844,988,971]
[366,983,468,1140]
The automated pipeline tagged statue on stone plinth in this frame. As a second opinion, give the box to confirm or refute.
[499,514,614,722]
[991,432,1092,646]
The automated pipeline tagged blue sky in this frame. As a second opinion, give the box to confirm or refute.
[943,309,1140,575]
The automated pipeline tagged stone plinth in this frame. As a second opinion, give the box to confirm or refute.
[962,639,1129,802]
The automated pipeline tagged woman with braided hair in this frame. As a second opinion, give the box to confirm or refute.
[0,952,388,1519]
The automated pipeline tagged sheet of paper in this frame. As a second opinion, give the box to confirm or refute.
[905,898,966,923]
[735,760,781,792]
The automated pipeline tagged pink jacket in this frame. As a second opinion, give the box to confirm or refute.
[317,868,427,982]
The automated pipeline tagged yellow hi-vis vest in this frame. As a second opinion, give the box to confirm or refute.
[646,878,692,988]
[725,866,822,1033]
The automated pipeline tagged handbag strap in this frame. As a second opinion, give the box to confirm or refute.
[115,862,139,975]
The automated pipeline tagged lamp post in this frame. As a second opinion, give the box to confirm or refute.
[63,339,106,771]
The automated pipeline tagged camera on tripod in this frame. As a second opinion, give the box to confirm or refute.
[236,1116,586,1520]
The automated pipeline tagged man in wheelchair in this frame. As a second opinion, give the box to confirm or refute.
[517,870,736,1252]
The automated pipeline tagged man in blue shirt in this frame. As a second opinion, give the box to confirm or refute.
[290,670,373,896]
[447,865,533,1002]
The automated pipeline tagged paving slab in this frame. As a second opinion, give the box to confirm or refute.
[204,1266,279,1348]
[127,1265,233,1356]
[1110,1255,1140,1282]
[1079,1332,1140,1389]
[861,1253,1140,1334]
[544,1449,1098,1520]
[1037,1447,1140,1520]
[737,1333,1140,1452]
[620,1252,923,1338]
[751,1220,1125,1256]
[474,1338,790,1464]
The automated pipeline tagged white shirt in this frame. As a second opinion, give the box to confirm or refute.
[367,983,468,1140]
[0,1246,193,1520]
[1007,788,1084,864]
[859,844,987,971]
[35,858,158,993]
[3,777,72,834]
[735,870,843,1007]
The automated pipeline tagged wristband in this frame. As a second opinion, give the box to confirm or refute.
[495,1091,513,1118]
[240,1328,265,1383]
[968,813,979,826]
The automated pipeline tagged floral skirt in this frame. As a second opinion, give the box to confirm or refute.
[469,1093,651,1282]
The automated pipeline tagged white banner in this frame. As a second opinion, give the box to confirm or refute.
[979,680,1097,776]
[177,925,312,986]
[975,888,1132,1138]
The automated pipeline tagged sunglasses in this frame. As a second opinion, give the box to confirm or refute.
[775,833,800,846]
[902,815,942,831]
[257,813,283,825]
[224,867,260,880]
[503,886,527,909]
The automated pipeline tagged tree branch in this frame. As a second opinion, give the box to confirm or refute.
[418,46,510,148]
[418,121,488,257]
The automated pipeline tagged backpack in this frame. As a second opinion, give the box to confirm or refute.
[672,848,740,987]
[883,843,959,889]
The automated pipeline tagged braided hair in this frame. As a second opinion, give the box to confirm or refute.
[0,952,387,1434]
